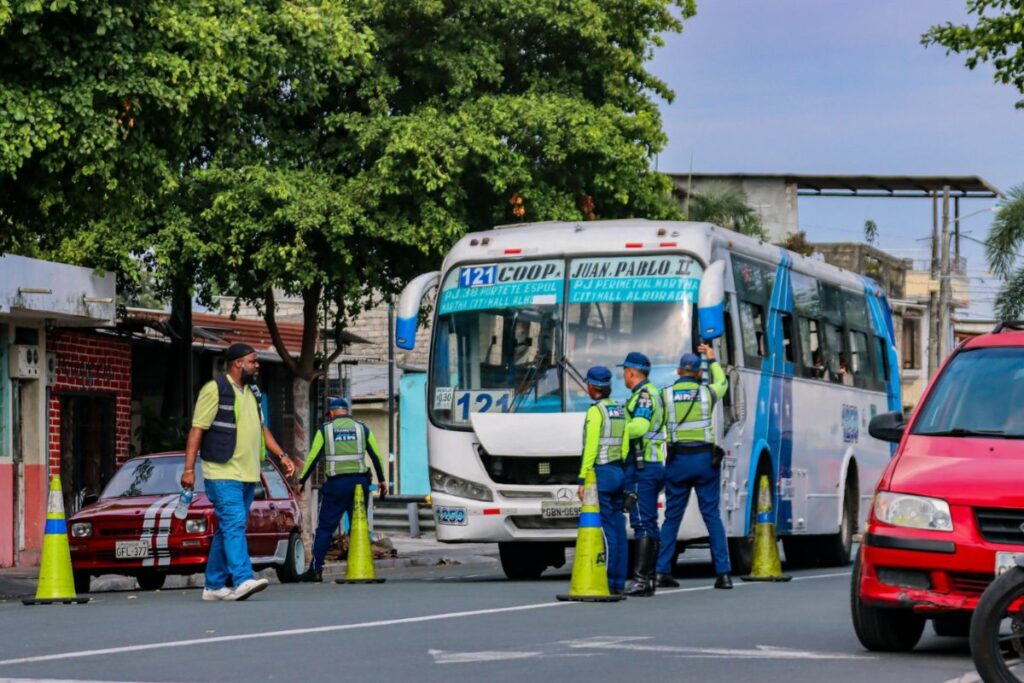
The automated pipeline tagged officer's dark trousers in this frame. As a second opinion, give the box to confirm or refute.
[657,447,731,575]
[311,472,370,571]
[625,459,665,539]
[595,462,627,591]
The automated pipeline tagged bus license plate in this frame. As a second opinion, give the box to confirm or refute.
[115,541,151,559]
[996,551,1024,576]
[541,501,581,519]
[436,507,467,526]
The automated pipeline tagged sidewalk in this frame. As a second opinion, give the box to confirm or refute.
[0,534,499,599]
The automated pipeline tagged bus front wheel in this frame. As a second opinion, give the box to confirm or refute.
[499,542,562,580]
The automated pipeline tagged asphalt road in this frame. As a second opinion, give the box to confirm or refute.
[0,553,984,683]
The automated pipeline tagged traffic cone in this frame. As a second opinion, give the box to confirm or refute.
[23,476,89,605]
[740,475,792,582]
[335,484,385,584]
[556,469,625,602]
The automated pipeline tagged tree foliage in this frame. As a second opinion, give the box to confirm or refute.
[923,1,1024,108]
[985,183,1024,319]
[685,184,766,239]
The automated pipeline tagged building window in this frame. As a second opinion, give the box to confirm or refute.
[902,317,921,369]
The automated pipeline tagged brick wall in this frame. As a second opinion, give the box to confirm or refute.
[47,331,132,471]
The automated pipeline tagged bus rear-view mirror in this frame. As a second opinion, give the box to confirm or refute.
[698,260,726,340]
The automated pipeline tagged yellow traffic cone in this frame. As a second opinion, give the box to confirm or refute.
[23,476,89,605]
[335,484,385,585]
[556,469,625,602]
[740,475,792,582]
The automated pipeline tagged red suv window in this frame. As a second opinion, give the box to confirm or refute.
[912,347,1024,438]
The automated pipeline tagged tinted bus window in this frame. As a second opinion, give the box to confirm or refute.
[739,302,767,369]
[732,256,774,305]
[798,317,826,380]
[792,272,821,318]
[843,291,870,330]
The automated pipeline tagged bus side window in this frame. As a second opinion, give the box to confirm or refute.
[797,317,825,380]
[872,335,889,389]
[739,301,767,369]
[823,323,849,385]
[781,312,795,364]
[720,296,736,368]
[848,329,870,388]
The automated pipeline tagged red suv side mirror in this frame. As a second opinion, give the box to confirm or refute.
[869,411,905,443]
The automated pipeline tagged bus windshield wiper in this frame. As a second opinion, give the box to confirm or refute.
[511,352,552,412]
[559,356,588,391]
[916,428,1008,438]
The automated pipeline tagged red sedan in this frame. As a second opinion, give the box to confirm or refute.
[68,452,304,592]
[853,324,1024,651]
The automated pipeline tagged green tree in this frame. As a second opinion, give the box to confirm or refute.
[864,219,879,246]
[923,1,1024,108]
[985,184,1024,318]
[686,184,766,238]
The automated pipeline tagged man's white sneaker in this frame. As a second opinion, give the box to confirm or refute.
[202,586,233,601]
[226,578,269,601]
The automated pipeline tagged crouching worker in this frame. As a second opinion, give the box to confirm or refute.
[577,366,629,595]
[297,397,388,582]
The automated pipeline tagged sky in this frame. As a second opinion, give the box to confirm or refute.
[646,0,1024,317]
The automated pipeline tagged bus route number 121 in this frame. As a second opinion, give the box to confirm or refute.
[452,390,512,424]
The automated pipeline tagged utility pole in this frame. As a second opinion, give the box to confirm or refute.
[938,186,952,365]
[927,192,940,379]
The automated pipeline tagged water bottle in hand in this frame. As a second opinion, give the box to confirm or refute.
[173,488,194,520]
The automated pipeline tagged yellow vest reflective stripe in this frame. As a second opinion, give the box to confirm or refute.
[663,382,714,444]
[595,400,626,465]
[325,417,367,476]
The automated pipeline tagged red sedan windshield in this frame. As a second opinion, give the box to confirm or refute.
[101,456,205,498]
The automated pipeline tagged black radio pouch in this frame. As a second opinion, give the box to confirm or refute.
[711,445,726,470]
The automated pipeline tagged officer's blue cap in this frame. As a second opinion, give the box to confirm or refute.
[585,366,612,387]
[617,352,651,372]
[678,353,702,371]
[328,396,351,411]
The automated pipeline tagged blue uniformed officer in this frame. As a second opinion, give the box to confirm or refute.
[576,366,630,594]
[656,344,732,589]
[618,351,666,597]
[296,397,389,582]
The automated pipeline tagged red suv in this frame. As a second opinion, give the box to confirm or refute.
[853,323,1024,651]
[68,453,304,592]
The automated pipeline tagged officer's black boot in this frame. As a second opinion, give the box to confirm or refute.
[624,537,656,597]
[656,573,680,588]
[299,565,322,583]
[714,573,733,590]
[645,540,659,595]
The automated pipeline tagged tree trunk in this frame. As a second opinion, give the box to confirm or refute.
[292,374,314,562]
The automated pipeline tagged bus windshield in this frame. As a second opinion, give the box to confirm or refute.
[566,255,702,409]
[429,254,704,427]
[431,260,565,427]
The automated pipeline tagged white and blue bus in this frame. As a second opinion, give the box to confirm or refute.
[396,219,900,579]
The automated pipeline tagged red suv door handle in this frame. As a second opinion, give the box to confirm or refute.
[268,503,276,510]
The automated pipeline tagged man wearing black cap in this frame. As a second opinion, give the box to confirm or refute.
[657,343,731,589]
[618,351,666,597]
[576,366,629,594]
[295,397,389,582]
[181,343,296,601]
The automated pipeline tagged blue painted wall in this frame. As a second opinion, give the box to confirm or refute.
[398,373,430,495]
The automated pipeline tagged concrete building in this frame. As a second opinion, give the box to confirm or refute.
[0,254,116,567]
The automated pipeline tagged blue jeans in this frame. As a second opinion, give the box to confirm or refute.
[204,479,256,589]
[595,463,627,591]
[625,459,665,539]
[658,447,731,575]
[311,473,370,570]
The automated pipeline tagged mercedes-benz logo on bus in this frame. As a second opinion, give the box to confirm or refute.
[555,488,574,501]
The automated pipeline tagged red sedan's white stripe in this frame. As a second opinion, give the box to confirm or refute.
[140,495,176,567]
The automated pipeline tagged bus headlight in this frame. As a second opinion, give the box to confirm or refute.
[70,522,92,538]
[874,491,953,532]
[429,468,493,502]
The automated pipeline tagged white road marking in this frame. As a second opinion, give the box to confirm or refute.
[561,636,874,660]
[941,674,981,683]
[0,571,852,668]
[0,679,177,683]
[429,649,540,664]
